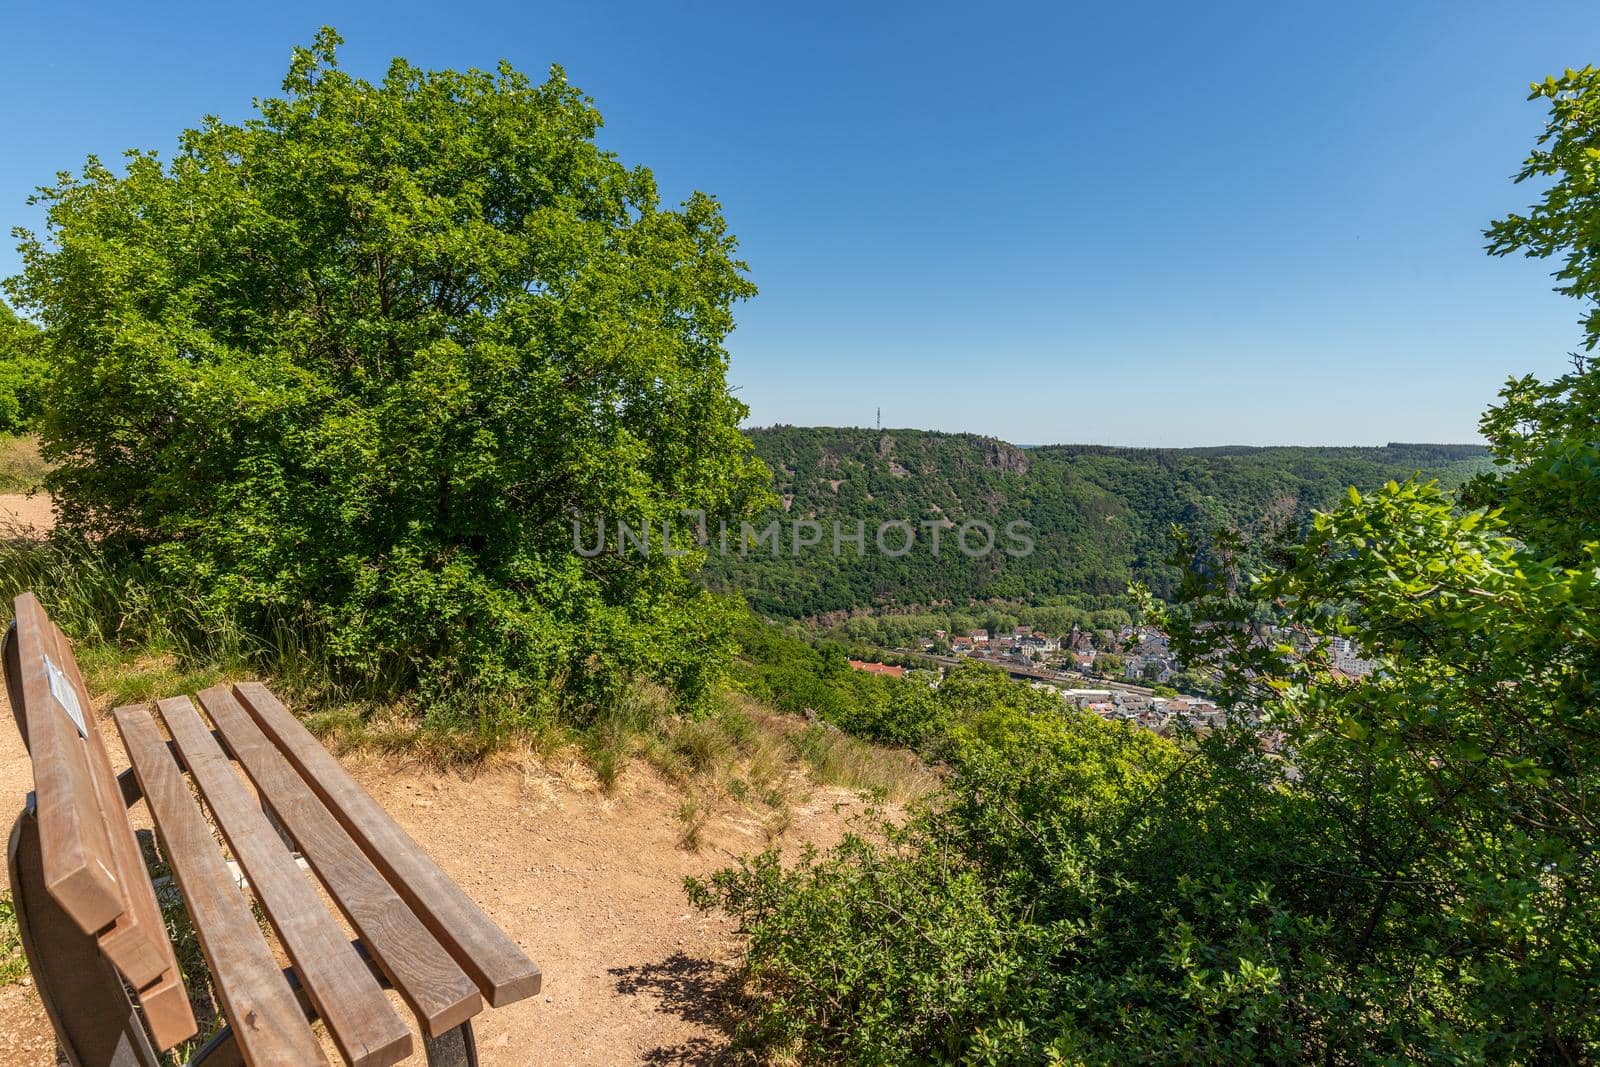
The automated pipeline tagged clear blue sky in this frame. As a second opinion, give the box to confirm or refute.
[3,1,1596,446]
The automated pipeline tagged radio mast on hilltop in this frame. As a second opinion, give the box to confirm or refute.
[876,406,881,431]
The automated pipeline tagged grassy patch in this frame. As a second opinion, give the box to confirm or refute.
[309,702,570,771]
[572,685,937,847]
[785,723,936,804]
[0,895,26,986]
[676,794,709,852]
[77,646,236,710]
[0,434,49,494]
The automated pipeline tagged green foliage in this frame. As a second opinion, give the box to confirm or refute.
[688,835,1042,1064]
[1474,65,1600,564]
[0,895,26,986]
[691,709,1327,1064]
[1147,67,1600,1059]
[0,303,48,432]
[706,428,1492,618]
[1486,64,1600,351]
[730,615,949,749]
[5,30,768,717]
[820,599,1137,651]
[1092,651,1124,678]
[1151,474,1600,1059]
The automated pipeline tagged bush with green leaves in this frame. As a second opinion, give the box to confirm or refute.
[4,30,769,717]
[729,617,946,749]
[689,705,1339,1064]
[0,303,47,432]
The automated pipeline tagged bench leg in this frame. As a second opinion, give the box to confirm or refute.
[424,1020,478,1067]
[7,801,162,1067]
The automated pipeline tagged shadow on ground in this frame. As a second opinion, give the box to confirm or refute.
[609,952,744,1065]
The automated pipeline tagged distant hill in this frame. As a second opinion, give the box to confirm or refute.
[704,428,1493,619]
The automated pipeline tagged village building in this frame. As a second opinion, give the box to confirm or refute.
[848,659,906,678]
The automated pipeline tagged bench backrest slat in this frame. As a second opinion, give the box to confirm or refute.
[5,594,197,1050]
[10,594,122,934]
[53,621,173,988]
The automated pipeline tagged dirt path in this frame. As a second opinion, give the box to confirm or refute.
[0,685,867,1065]
[0,495,51,539]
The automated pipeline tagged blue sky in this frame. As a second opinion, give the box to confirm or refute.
[3,1,1596,446]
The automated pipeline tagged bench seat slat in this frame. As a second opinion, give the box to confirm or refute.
[234,682,542,1008]
[160,695,413,1067]
[115,704,330,1067]
[199,685,483,1037]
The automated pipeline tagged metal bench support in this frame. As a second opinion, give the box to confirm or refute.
[422,1022,479,1067]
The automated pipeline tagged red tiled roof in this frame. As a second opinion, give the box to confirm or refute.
[848,659,906,678]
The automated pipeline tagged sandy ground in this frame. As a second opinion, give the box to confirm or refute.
[0,495,52,539]
[0,615,872,1063]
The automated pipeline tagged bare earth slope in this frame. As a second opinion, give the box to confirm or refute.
[0,680,869,1065]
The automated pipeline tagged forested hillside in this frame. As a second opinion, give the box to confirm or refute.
[704,428,1492,617]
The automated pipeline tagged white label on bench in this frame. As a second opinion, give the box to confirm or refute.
[43,655,87,737]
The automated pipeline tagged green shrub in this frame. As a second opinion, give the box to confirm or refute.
[689,709,1330,1065]
[5,29,768,717]
[688,835,1043,1064]
[730,618,969,750]
[0,896,26,986]
[0,303,47,433]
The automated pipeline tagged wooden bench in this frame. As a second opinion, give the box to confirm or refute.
[3,593,541,1066]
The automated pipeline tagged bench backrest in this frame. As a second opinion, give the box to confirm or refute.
[4,592,197,1050]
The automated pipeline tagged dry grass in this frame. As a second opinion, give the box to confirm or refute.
[604,690,939,851]
[675,794,709,852]
[644,694,936,803]
[762,806,794,846]
[76,647,234,710]
[732,697,940,805]
[303,680,945,851]
[309,703,525,767]
[0,435,49,494]
[294,678,910,856]
[67,633,938,832]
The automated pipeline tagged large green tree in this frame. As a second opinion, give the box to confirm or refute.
[5,29,769,712]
